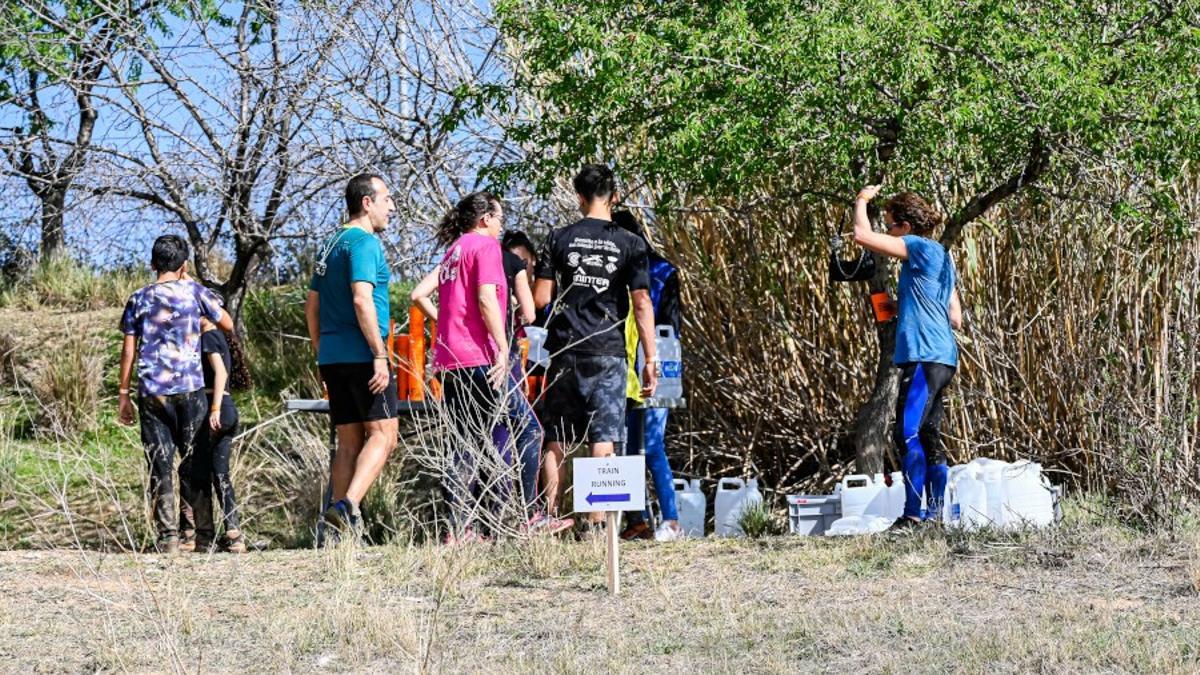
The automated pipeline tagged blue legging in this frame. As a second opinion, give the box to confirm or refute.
[491,360,543,516]
[894,362,956,520]
[625,407,678,523]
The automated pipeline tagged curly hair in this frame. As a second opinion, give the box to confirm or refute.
[886,192,943,236]
[224,329,253,391]
[436,192,500,247]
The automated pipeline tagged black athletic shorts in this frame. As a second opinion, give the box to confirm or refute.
[319,362,398,426]
[540,352,627,444]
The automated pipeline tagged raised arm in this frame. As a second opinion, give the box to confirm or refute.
[214,308,234,332]
[852,185,908,260]
[410,266,440,322]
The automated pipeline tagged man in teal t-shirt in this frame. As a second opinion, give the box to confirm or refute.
[852,185,963,532]
[305,173,399,540]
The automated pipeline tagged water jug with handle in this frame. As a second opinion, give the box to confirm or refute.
[839,474,887,518]
[714,477,746,536]
[953,468,990,530]
[1000,461,1054,528]
[654,325,683,399]
[886,471,906,519]
[674,478,706,538]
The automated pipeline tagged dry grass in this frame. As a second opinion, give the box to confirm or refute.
[1,512,1197,673]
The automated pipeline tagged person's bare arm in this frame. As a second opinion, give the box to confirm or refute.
[117,335,137,426]
[305,290,321,356]
[214,308,234,332]
[410,267,440,322]
[534,278,555,311]
[949,288,963,330]
[514,270,536,326]
[477,283,510,389]
[207,351,228,431]
[852,185,908,260]
[632,288,658,398]
[352,281,390,394]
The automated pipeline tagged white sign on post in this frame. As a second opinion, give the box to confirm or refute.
[572,455,646,597]
[572,456,646,513]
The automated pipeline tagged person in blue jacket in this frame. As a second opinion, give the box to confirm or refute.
[612,210,686,542]
[853,185,963,530]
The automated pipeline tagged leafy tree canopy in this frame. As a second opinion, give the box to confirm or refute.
[488,0,1200,227]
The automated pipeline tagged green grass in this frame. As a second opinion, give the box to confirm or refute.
[0,258,146,311]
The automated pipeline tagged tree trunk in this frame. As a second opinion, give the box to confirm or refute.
[852,260,899,475]
[854,315,899,475]
[224,283,250,340]
[38,186,68,262]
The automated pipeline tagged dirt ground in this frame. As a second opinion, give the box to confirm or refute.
[1,524,1198,674]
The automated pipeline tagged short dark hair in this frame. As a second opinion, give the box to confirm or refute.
[150,234,189,273]
[501,230,536,255]
[573,164,616,202]
[345,173,383,216]
[886,192,942,236]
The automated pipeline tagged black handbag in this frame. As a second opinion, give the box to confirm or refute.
[828,234,877,283]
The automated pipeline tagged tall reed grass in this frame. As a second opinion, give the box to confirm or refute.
[659,172,1200,527]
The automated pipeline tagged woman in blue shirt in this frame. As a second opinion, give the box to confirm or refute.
[853,185,963,530]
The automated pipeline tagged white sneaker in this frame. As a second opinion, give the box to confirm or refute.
[654,522,684,542]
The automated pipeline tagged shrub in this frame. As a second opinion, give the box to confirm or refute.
[738,500,783,539]
[33,338,105,435]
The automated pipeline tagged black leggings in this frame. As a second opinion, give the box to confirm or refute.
[179,396,240,537]
[140,391,207,540]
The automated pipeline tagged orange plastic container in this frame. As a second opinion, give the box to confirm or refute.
[393,335,411,400]
[870,291,897,323]
[408,305,426,401]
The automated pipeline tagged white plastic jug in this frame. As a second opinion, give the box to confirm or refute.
[654,325,684,399]
[982,466,1007,527]
[674,478,706,538]
[524,326,550,367]
[714,477,746,536]
[839,474,887,518]
[743,478,763,516]
[886,471,906,519]
[1001,462,1054,528]
[953,469,990,530]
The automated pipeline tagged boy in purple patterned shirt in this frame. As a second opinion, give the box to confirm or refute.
[117,234,232,553]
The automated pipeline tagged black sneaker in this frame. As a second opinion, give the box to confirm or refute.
[324,498,362,542]
[887,517,921,533]
[157,535,181,554]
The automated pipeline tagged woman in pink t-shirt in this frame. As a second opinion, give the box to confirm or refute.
[412,191,510,542]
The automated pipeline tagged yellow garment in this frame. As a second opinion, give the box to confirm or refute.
[625,306,642,403]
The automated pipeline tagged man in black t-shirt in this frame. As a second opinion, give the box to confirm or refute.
[533,164,658,526]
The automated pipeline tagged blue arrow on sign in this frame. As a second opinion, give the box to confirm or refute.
[587,492,631,505]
